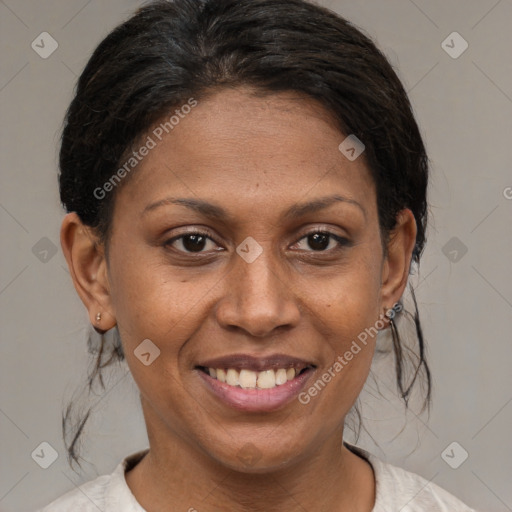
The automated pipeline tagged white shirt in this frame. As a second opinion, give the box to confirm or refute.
[37,444,479,511]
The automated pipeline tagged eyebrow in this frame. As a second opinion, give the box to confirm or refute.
[142,194,366,221]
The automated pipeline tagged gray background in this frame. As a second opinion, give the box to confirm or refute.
[1,0,511,511]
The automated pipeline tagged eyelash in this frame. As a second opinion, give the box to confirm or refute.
[164,228,350,256]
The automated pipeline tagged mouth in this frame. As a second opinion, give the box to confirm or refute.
[194,354,316,412]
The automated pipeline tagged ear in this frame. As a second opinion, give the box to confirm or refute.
[380,208,417,314]
[60,212,116,332]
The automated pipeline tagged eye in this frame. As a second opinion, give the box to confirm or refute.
[292,230,350,252]
[164,231,221,254]
[164,228,350,255]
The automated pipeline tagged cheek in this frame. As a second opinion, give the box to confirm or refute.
[301,250,382,405]
[309,247,383,337]
[108,241,212,339]
[108,251,203,416]
[108,245,226,410]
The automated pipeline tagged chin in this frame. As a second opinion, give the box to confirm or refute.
[205,434,309,475]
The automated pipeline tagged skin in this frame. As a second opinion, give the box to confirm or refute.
[61,87,417,511]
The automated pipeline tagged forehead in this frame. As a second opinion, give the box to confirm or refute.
[118,87,376,222]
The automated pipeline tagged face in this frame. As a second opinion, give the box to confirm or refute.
[64,87,415,472]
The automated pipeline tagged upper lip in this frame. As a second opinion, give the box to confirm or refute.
[196,354,316,372]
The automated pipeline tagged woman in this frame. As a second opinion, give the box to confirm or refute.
[39,0,478,510]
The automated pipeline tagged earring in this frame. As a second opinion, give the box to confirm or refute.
[93,312,106,334]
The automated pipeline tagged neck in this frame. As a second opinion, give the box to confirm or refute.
[125,405,375,512]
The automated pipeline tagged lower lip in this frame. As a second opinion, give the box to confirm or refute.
[196,368,315,412]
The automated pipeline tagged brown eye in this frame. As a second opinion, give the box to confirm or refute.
[307,233,330,251]
[165,232,220,254]
[294,231,350,252]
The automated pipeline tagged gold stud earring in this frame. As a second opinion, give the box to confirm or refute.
[95,312,102,323]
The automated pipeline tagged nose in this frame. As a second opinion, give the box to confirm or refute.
[215,247,301,338]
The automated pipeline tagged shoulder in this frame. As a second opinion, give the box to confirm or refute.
[36,473,111,511]
[36,449,149,512]
[346,443,479,512]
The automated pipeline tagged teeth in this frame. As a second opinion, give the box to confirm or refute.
[239,369,257,389]
[226,368,239,386]
[257,370,275,389]
[205,367,302,389]
[275,368,288,385]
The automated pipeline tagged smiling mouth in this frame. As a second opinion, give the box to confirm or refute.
[196,366,312,390]
[195,354,317,412]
